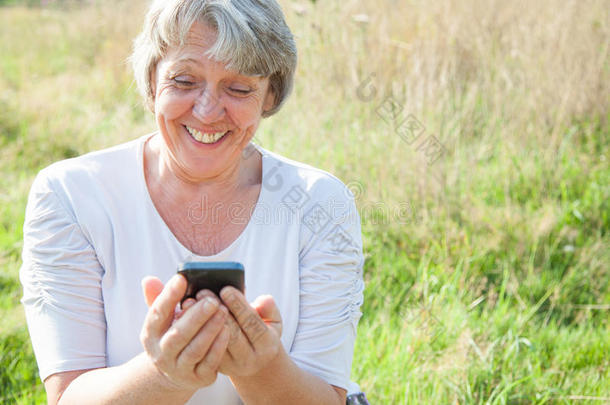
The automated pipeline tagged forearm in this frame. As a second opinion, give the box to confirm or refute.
[230,347,344,405]
[57,352,196,405]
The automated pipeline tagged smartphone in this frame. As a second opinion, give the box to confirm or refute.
[177,261,245,303]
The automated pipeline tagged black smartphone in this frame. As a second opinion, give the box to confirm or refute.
[177,261,245,303]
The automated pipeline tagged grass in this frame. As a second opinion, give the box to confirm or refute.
[0,0,608,403]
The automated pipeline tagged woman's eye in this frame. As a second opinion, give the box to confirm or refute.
[173,77,195,86]
[229,87,252,95]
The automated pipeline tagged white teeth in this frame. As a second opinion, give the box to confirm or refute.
[186,126,227,144]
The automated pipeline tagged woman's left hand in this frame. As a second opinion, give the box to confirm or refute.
[194,287,283,378]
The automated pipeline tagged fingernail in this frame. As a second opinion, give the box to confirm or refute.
[203,297,217,311]
[196,289,213,300]
[221,287,234,302]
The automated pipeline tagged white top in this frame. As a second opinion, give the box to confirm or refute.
[20,134,364,404]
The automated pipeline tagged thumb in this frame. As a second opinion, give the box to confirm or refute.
[252,295,282,337]
[141,276,164,307]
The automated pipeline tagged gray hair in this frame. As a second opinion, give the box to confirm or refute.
[130,0,297,117]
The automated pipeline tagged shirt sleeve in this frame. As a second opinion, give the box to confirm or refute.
[19,170,107,382]
[290,181,365,390]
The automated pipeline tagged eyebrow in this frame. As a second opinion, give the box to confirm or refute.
[174,57,200,66]
[166,58,201,72]
[168,59,264,85]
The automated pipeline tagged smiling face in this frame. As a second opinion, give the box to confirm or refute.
[152,21,274,183]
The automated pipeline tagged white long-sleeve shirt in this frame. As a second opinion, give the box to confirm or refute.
[20,134,364,404]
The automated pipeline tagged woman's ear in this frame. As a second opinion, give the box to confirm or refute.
[262,85,275,114]
[147,67,157,113]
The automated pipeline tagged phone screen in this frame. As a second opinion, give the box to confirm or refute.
[177,261,245,302]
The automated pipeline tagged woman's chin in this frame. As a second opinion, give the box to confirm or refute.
[175,151,235,182]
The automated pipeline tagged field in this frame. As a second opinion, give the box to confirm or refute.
[0,0,608,403]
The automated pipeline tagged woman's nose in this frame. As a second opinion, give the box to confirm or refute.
[192,88,225,122]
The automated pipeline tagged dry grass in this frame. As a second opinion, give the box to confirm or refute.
[0,0,608,403]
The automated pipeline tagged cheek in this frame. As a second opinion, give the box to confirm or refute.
[226,99,264,129]
[156,89,194,121]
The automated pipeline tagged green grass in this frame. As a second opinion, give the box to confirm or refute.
[1,0,609,404]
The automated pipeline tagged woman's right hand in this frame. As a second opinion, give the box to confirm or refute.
[139,275,230,392]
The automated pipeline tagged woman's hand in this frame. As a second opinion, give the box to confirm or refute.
[139,275,230,392]
[194,287,283,378]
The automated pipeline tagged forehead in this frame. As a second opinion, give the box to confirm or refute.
[163,21,218,66]
[182,21,217,54]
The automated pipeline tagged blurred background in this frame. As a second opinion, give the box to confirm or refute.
[0,0,608,403]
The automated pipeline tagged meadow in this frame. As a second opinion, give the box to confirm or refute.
[0,0,608,403]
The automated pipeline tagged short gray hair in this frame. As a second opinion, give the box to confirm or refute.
[130,0,297,117]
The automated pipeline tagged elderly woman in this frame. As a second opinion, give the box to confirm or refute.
[20,0,365,404]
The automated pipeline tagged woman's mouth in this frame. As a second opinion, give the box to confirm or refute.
[185,126,230,144]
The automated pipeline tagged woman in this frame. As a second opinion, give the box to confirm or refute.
[20,0,365,404]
